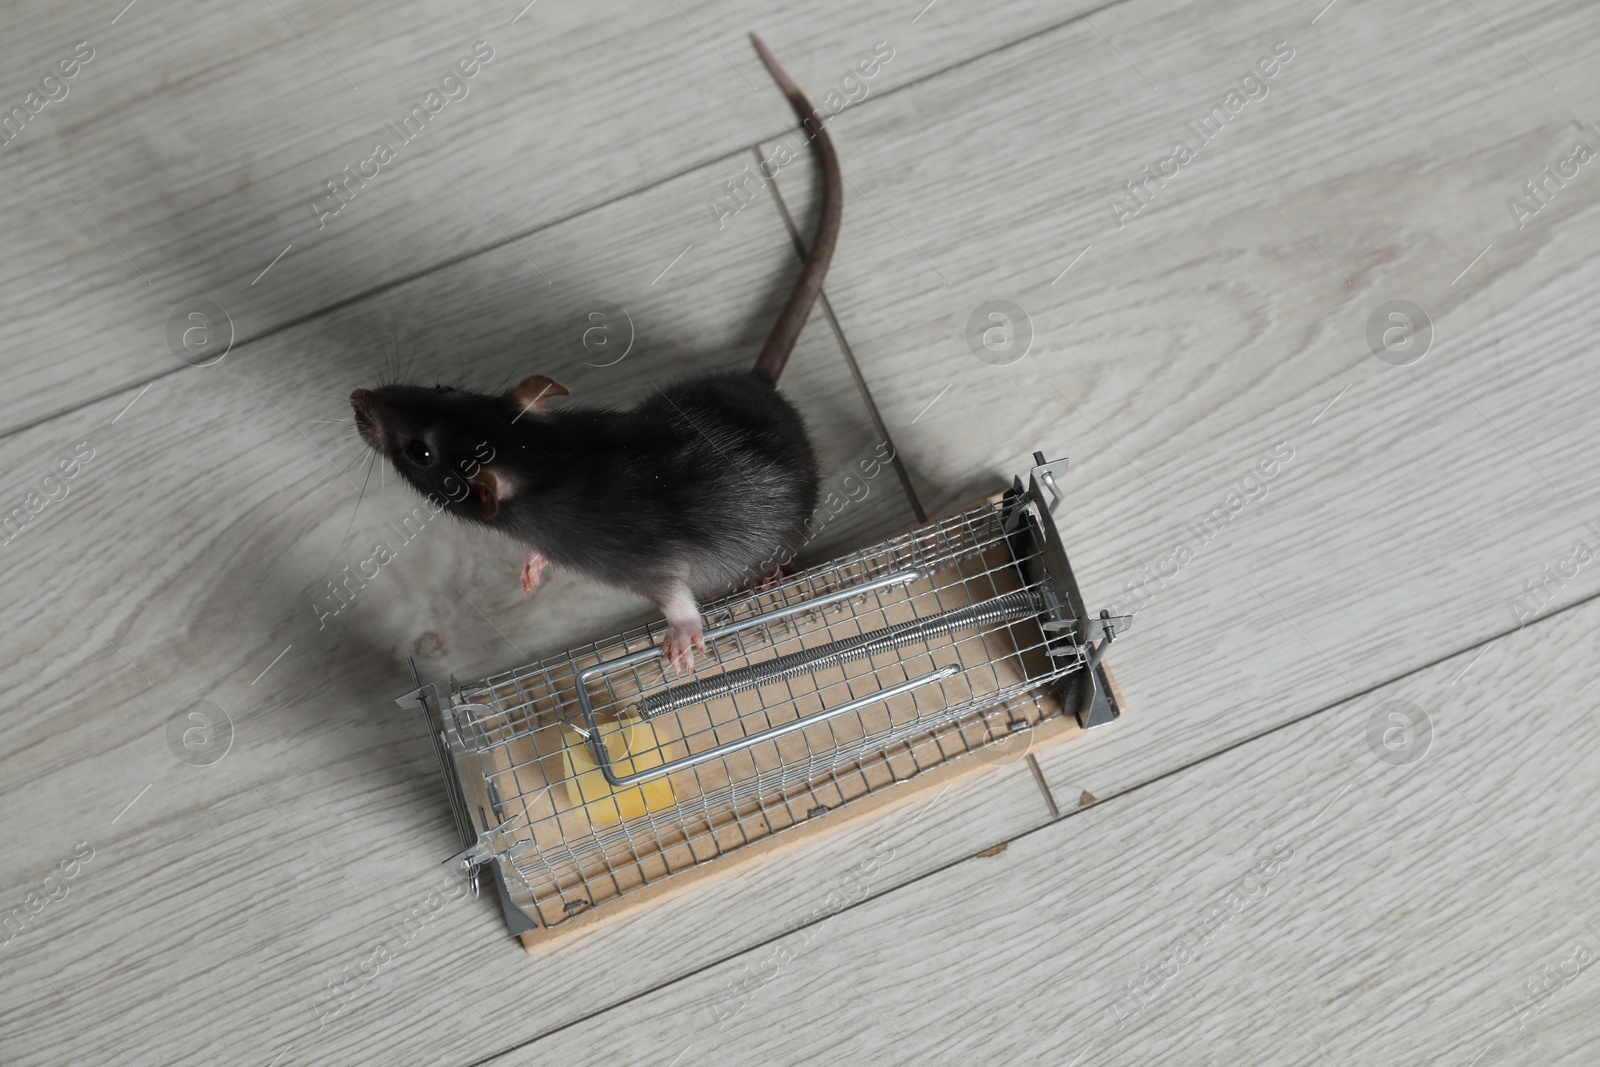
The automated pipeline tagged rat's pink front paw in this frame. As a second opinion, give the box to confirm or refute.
[662,620,707,675]
[520,551,549,596]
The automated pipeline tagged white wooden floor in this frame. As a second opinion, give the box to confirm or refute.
[2,0,1598,1062]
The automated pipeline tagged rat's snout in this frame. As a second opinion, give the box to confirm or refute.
[350,388,381,447]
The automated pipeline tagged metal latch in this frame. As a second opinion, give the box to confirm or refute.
[444,814,523,875]
[398,660,482,900]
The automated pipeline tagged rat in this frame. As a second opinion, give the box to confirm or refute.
[349,33,842,674]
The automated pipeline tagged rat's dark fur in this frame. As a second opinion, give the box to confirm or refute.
[354,374,818,600]
[350,35,840,672]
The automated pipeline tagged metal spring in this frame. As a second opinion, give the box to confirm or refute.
[636,588,1047,721]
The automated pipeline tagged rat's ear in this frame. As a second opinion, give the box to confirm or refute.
[512,375,569,416]
[467,468,514,520]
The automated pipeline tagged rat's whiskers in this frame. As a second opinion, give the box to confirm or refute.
[327,452,377,571]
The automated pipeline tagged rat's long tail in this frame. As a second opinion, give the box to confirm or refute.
[749,33,843,385]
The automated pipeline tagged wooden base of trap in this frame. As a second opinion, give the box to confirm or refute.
[516,660,1125,954]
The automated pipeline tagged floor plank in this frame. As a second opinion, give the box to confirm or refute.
[0,0,1119,436]
[761,0,1600,829]
[488,574,1600,1066]
[3,0,1599,1062]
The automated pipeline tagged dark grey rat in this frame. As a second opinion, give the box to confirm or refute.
[350,34,841,673]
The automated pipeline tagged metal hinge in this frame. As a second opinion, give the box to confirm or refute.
[444,814,523,875]
[394,682,441,710]
[1042,610,1133,662]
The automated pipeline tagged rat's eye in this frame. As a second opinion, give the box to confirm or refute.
[404,440,435,467]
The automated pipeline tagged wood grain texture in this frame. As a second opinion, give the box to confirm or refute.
[0,148,1065,1066]
[0,0,1119,435]
[487,573,1600,1066]
[2,0,1598,1062]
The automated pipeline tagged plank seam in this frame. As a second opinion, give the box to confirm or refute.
[1026,753,1061,817]
[755,143,929,524]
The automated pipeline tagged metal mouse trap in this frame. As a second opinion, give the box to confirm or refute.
[397,451,1130,952]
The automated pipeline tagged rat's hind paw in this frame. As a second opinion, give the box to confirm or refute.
[662,620,708,676]
[520,551,549,596]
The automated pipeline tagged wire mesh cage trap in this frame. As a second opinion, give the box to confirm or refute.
[397,451,1130,952]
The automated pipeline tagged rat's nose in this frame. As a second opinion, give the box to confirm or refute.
[350,389,380,445]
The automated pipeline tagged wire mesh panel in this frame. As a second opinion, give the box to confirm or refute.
[443,494,1091,931]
